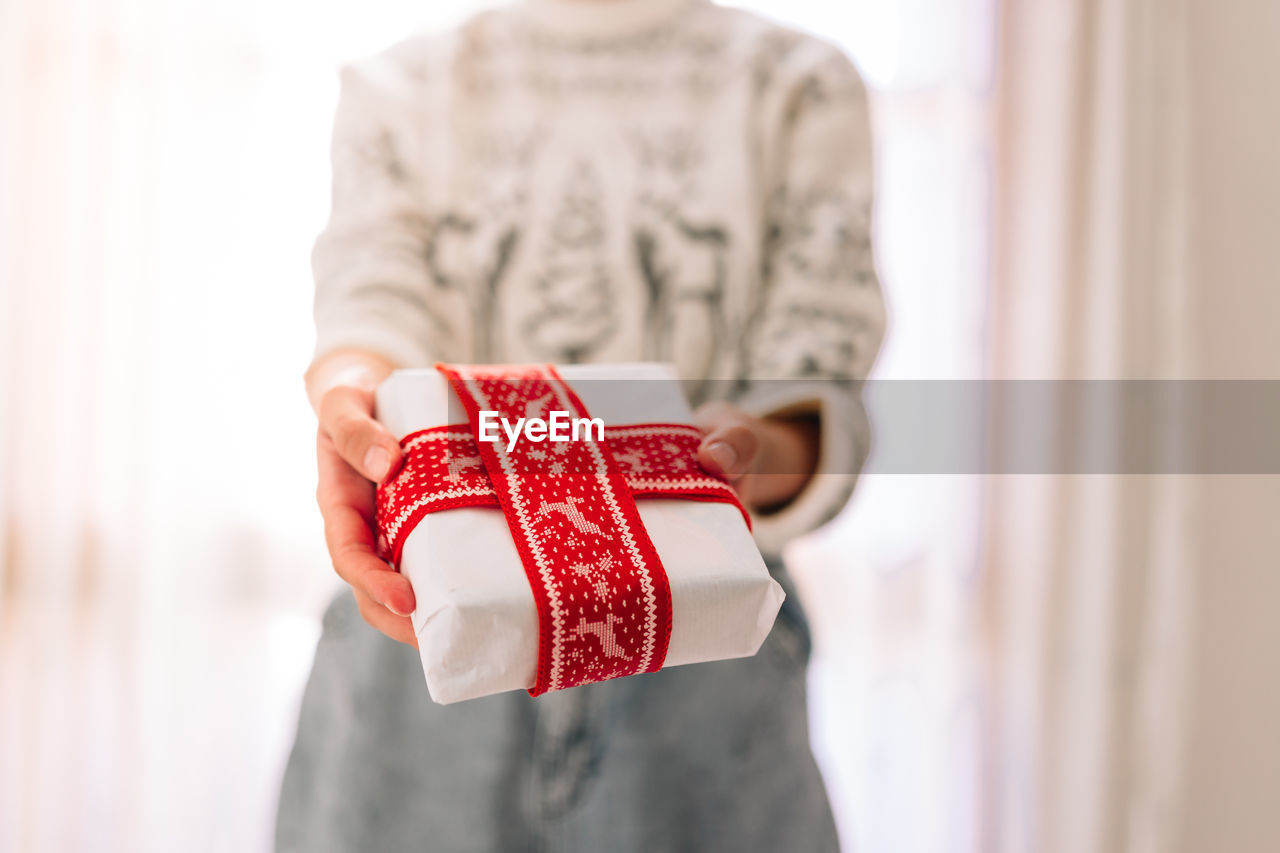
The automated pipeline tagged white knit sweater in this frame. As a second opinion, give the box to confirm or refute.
[312,0,886,555]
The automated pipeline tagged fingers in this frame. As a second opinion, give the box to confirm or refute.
[325,517,414,612]
[692,402,761,480]
[313,377,415,647]
[322,501,417,616]
[318,384,402,483]
[353,587,418,647]
[316,429,417,619]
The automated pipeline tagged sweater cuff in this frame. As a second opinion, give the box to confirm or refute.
[734,381,869,559]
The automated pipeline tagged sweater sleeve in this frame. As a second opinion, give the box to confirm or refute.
[736,41,887,558]
[311,50,446,370]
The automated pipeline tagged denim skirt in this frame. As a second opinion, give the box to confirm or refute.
[274,564,838,853]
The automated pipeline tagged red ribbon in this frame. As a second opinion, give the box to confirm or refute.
[374,363,747,696]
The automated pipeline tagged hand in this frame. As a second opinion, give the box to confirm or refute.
[693,401,820,512]
[315,382,417,646]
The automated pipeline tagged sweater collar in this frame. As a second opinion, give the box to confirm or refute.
[516,0,699,39]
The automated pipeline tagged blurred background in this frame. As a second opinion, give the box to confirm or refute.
[1,0,1277,851]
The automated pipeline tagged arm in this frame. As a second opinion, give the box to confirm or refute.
[307,48,443,646]
[698,40,885,552]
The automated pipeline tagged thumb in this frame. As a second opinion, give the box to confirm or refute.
[696,421,760,481]
[320,385,403,483]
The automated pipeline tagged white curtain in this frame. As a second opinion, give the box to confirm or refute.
[0,1,477,849]
[983,0,1206,850]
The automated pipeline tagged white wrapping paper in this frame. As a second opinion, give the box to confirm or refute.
[375,363,785,705]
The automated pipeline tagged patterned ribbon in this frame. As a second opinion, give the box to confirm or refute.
[374,363,747,696]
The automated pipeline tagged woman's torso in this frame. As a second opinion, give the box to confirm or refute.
[401,1,789,387]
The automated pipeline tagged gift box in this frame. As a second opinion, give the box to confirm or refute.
[374,362,784,705]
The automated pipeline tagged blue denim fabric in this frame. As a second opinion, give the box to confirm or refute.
[275,565,838,853]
